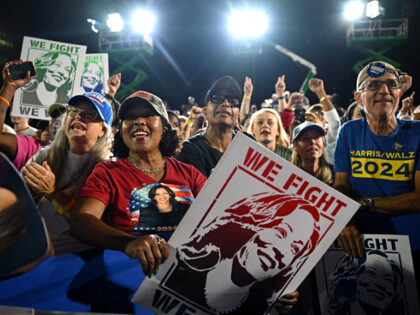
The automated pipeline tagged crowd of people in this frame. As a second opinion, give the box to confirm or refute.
[0,58,419,314]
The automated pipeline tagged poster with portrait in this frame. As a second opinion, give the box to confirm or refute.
[12,36,86,120]
[315,234,419,315]
[74,53,109,96]
[133,133,360,315]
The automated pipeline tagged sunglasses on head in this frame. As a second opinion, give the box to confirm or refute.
[359,79,401,91]
[209,94,240,107]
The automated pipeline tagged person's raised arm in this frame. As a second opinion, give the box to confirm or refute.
[274,75,287,112]
[183,106,203,140]
[106,73,121,98]
[71,197,169,277]
[308,78,340,143]
[0,61,30,160]
[240,76,253,123]
[398,91,415,120]
[400,74,412,95]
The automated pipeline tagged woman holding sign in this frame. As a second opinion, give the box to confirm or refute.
[71,91,207,277]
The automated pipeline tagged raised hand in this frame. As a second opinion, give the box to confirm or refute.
[107,73,121,96]
[275,75,286,97]
[2,60,32,90]
[401,91,415,111]
[243,76,253,97]
[308,78,326,96]
[400,74,412,94]
[288,92,304,107]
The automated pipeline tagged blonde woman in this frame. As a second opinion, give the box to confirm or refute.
[247,108,292,161]
[291,121,333,185]
[22,92,114,255]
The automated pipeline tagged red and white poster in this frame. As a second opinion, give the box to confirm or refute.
[133,133,360,314]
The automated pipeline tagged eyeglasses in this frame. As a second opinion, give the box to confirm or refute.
[66,106,100,121]
[359,79,401,91]
[209,94,240,107]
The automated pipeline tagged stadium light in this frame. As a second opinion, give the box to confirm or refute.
[130,9,156,34]
[366,0,384,18]
[106,13,124,32]
[228,9,268,39]
[343,1,365,21]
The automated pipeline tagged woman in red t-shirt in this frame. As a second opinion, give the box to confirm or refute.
[71,91,206,277]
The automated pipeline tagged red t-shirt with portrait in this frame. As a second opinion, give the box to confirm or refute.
[78,157,206,235]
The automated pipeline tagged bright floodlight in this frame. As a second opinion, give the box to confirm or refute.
[107,13,124,32]
[366,1,383,18]
[344,1,364,21]
[131,9,156,34]
[228,10,268,39]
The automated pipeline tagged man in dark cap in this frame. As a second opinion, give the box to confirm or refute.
[176,76,243,177]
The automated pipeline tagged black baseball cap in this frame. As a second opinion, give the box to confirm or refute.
[204,76,242,105]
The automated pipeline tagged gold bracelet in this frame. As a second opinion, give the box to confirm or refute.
[0,95,10,107]
[57,198,76,215]
[319,96,326,103]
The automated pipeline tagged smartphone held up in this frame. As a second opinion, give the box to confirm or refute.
[7,61,37,81]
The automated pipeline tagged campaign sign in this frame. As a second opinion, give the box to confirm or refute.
[133,133,359,314]
[75,53,109,95]
[315,234,419,315]
[12,36,86,120]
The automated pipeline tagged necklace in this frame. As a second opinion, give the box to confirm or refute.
[128,157,166,174]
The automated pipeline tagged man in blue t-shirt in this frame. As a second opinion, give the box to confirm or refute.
[334,61,420,288]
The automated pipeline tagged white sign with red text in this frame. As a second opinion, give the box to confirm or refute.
[133,132,360,315]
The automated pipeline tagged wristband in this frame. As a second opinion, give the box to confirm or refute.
[57,198,76,215]
[185,120,192,126]
[243,95,251,100]
[319,96,326,103]
[278,96,285,100]
[0,95,10,107]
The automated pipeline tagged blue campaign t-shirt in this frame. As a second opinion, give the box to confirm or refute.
[334,118,420,249]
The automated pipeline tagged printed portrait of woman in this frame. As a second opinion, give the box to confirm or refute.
[135,184,189,238]
[164,192,321,314]
[327,249,405,315]
[22,51,77,106]
[80,61,104,94]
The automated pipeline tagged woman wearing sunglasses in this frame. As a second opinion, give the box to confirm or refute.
[22,91,113,255]
[71,91,207,277]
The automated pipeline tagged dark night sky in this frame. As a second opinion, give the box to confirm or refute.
[0,0,418,110]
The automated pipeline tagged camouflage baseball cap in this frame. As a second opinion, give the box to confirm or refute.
[356,61,401,90]
[119,91,169,122]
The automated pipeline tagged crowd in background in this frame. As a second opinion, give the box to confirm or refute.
[0,58,419,314]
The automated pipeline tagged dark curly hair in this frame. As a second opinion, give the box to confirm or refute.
[148,184,178,208]
[113,116,179,158]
